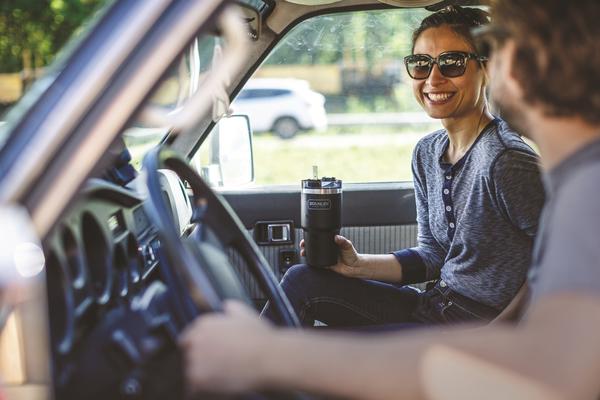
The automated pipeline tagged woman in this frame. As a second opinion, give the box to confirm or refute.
[264,6,544,327]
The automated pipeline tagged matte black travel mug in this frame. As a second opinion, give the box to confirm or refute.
[301,177,342,268]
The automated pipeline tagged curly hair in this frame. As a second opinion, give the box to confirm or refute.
[491,0,600,124]
[411,5,490,54]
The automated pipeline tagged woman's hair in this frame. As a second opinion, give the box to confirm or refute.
[411,5,490,53]
[491,0,600,124]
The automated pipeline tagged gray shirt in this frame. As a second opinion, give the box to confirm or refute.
[529,137,600,305]
[394,118,545,310]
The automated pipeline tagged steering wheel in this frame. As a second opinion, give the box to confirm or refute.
[142,145,300,327]
[59,147,304,400]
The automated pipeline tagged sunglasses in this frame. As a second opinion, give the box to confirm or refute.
[404,51,487,80]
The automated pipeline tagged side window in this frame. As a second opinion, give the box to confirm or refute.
[194,9,445,188]
[237,9,441,186]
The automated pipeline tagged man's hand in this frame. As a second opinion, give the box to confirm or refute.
[180,300,275,394]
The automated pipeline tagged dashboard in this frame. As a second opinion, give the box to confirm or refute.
[42,172,193,396]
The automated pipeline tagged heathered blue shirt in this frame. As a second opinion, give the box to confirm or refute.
[394,118,545,310]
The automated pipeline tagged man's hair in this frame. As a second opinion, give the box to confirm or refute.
[492,0,600,124]
[411,5,490,54]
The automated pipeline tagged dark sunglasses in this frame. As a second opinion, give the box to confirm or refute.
[404,51,487,80]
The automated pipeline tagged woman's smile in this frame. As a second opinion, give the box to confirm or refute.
[424,91,457,105]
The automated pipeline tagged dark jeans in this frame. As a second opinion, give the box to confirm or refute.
[263,264,499,328]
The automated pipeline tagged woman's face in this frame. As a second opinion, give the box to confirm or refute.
[411,25,487,120]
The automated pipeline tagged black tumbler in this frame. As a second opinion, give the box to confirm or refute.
[301,177,342,268]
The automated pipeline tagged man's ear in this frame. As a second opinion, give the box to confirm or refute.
[500,40,524,100]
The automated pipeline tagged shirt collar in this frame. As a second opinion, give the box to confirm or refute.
[439,117,500,172]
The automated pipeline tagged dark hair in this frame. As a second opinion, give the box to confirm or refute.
[411,5,490,54]
[491,0,600,124]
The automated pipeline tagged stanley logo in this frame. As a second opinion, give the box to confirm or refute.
[308,199,331,210]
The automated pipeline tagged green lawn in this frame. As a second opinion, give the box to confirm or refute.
[252,125,440,185]
[124,124,442,187]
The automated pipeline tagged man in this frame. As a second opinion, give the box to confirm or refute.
[180,0,600,398]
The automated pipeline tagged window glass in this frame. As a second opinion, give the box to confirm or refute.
[233,9,442,185]
[123,35,224,170]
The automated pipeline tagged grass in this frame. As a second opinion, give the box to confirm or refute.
[252,124,440,185]
[124,124,443,187]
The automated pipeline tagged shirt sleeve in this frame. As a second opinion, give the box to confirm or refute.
[530,167,600,302]
[491,149,545,237]
[393,143,446,284]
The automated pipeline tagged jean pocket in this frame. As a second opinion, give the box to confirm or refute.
[441,301,485,323]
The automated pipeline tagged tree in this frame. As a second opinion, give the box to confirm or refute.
[0,0,106,73]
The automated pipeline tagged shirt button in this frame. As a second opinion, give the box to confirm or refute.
[446,205,452,212]
[449,222,455,228]
[443,189,450,195]
[440,280,447,288]
[446,175,452,180]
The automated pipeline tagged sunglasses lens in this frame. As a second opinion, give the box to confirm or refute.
[438,53,468,77]
[405,55,432,79]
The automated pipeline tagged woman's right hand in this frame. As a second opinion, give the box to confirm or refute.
[300,235,373,279]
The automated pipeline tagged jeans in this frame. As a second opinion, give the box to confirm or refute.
[263,264,500,328]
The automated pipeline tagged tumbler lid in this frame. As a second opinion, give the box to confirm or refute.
[302,177,342,193]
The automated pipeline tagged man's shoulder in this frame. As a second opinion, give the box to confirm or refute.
[530,160,600,303]
[556,161,600,205]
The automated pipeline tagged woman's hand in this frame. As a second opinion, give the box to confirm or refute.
[301,235,374,279]
[300,235,403,283]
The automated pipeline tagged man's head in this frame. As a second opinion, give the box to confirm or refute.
[483,0,600,133]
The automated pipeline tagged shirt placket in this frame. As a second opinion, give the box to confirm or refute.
[442,166,456,240]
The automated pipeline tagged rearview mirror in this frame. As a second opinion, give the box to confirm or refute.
[194,114,254,187]
[236,1,262,40]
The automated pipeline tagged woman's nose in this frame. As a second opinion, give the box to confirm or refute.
[427,63,447,85]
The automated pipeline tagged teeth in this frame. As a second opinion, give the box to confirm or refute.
[427,93,453,102]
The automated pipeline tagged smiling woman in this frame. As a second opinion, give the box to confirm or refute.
[261,5,544,331]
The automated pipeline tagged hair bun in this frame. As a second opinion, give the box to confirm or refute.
[441,5,490,26]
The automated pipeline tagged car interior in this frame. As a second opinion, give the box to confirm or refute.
[0,0,492,399]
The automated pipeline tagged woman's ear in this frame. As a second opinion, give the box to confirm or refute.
[481,62,489,86]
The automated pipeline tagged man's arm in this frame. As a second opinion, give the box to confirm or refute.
[182,294,600,400]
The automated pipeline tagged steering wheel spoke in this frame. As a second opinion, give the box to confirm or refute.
[142,146,300,327]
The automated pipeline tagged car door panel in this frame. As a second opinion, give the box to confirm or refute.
[223,182,418,301]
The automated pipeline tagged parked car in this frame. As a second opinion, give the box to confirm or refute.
[231,78,327,139]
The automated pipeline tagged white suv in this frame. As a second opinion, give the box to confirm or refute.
[231,78,327,139]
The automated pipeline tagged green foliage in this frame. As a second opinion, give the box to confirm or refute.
[264,9,429,67]
[260,8,431,113]
[0,0,107,72]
